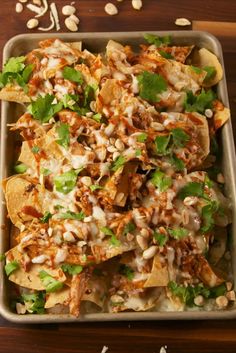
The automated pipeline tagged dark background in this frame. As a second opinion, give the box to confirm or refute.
[0,1,236,352]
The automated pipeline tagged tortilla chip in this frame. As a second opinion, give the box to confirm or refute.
[214,107,230,130]
[192,112,210,159]
[5,176,43,227]
[111,287,162,312]
[97,79,122,111]
[67,41,82,52]
[0,85,30,103]
[7,246,66,290]
[144,254,169,288]
[18,141,37,170]
[45,287,70,309]
[91,240,136,263]
[195,255,224,287]
[82,276,108,308]
[192,48,223,87]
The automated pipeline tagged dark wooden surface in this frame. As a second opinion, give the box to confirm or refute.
[1,1,236,352]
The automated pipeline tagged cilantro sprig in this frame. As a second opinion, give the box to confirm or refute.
[56,123,70,149]
[61,264,83,276]
[168,281,210,306]
[184,89,216,114]
[58,210,85,221]
[111,155,126,172]
[62,66,83,84]
[153,231,168,246]
[28,94,63,123]
[144,34,171,47]
[5,261,19,276]
[119,264,134,280]
[21,292,45,314]
[0,56,34,91]
[155,128,190,156]
[54,170,79,194]
[168,281,227,307]
[168,227,189,239]
[100,226,121,247]
[39,270,63,293]
[40,211,52,223]
[151,169,172,192]
[137,71,167,102]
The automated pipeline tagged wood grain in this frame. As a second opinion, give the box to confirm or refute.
[0,1,236,352]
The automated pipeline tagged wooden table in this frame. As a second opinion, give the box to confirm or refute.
[0,1,236,352]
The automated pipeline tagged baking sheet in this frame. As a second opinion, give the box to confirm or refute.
[1,31,236,323]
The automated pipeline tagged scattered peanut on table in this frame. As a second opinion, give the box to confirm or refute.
[14,0,146,32]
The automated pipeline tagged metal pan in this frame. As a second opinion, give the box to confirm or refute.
[1,31,236,323]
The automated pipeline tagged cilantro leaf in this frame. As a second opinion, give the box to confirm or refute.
[123,222,136,236]
[29,94,63,123]
[90,184,103,192]
[151,169,172,192]
[92,113,102,123]
[168,281,210,306]
[144,34,171,47]
[159,50,174,59]
[83,85,95,108]
[40,211,52,223]
[22,64,35,83]
[190,65,203,74]
[39,270,63,293]
[54,170,78,194]
[61,264,83,276]
[31,145,40,154]
[4,56,25,73]
[5,261,19,276]
[40,168,51,176]
[135,149,142,157]
[119,264,134,280]
[0,254,6,262]
[100,226,115,237]
[62,66,83,84]
[203,66,217,82]
[14,163,28,174]
[209,284,226,298]
[168,227,189,239]
[153,231,168,246]
[111,155,126,172]
[58,211,85,221]
[170,154,185,171]
[22,292,45,314]
[56,123,70,149]
[155,135,170,155]
[172,128,190,148]
[137,133,148,143]
[200,201,218,233]
[184,89,216,114]
[137,71,167,102]
[178,182,204,200]
[101,227,121,247]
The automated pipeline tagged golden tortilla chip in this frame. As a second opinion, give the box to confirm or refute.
[144,254,169,288]
[45,287,70,309]
[97,79,122,111]
[214,107,230,130]
[7,246,66,290]
[111,287,162,312]
[5,176,44,227]
[0,85,30,103]
[192,48,223,87]
[192,112,210,159]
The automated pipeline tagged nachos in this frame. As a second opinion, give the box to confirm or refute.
[1,35,234,317]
